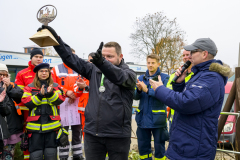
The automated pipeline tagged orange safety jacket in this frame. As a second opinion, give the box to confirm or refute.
[15,61,36,111]
[73,77,89,114]
[51,63,80,96]
[73,76,89,138]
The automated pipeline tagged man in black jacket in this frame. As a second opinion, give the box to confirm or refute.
[37,26,136,160]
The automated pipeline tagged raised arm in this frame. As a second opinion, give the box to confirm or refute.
[37,25,94,80]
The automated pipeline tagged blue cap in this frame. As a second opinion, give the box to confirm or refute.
[33,63,50,73]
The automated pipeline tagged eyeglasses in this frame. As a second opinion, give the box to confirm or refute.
[0,74,8,77]
[190,49,204,55]
[39,70,49,73]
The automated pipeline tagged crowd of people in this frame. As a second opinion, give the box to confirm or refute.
[0,25,232,160]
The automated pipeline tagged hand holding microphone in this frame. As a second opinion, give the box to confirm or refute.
[171,60,191,84]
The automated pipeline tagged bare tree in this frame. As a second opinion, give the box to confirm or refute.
[130,12,186,73]
[45,47,59,56]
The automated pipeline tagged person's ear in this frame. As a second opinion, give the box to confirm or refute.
[202,51,208,59]
[120,54,123,59]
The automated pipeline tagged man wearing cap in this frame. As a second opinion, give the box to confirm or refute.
[15,48,44,160]
[149,38,231,159]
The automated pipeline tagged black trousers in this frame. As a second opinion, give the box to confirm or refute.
[29,132,57,153]
[84,133,131,160]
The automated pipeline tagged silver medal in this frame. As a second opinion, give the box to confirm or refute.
[99,86,105,92]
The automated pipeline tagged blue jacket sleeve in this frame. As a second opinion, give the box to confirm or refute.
[172,81,186,92]
[154,74,221,114]
[53,37,93,80]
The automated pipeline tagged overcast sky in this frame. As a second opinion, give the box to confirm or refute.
[0,0,240,69]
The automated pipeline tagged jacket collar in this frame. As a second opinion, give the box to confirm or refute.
[191,59,230,84]
[145,67,161,77]
[28,61,35,71]
[116,58,124,67]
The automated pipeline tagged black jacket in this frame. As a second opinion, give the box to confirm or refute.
[0,83,23,139]
[5,83,24,135]
[54,38,136,138]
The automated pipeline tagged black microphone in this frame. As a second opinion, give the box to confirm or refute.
[171,60,191,84]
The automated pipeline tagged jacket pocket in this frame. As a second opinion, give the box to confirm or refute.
[152,111,166,126]
[50,115,61,121]
[171,128,200,158]
[135,109,143,125]
[26,116,40,122]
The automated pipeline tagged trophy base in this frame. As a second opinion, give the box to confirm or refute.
[29,29,59,47]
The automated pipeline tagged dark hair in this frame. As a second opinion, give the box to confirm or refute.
[88,52,95,58]
[104,42,122,56]
[146,54,160,62]
[33,68,54,89]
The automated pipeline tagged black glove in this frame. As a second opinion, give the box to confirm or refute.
[90,42,104,66]
[37,25,58,39]
[59,134,68,147]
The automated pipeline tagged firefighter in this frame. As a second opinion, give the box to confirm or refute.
[15,48,44,160]
[51,48,84,160]
[21,63,66,160]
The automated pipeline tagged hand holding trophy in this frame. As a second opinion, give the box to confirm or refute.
[29,5,59,47]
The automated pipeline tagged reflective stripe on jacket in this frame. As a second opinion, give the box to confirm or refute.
[133,67,169,128]
[22,82,65,133]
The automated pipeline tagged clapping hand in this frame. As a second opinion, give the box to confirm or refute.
[47,84,53,93]
[136,79,148,93]
[149,75,163,91]
[40,85,45,95]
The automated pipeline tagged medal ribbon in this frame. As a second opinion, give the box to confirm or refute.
[100,74,105,86]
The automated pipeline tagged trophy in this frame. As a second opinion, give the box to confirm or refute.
[29,5,59,47]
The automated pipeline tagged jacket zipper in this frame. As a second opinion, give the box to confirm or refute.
[96,93,102,136]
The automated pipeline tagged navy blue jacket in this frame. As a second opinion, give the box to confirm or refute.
[133,68,169,128]
[154,60,228,160]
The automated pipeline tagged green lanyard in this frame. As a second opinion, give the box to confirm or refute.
[100,74,105,86]
[99,74,105,92]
